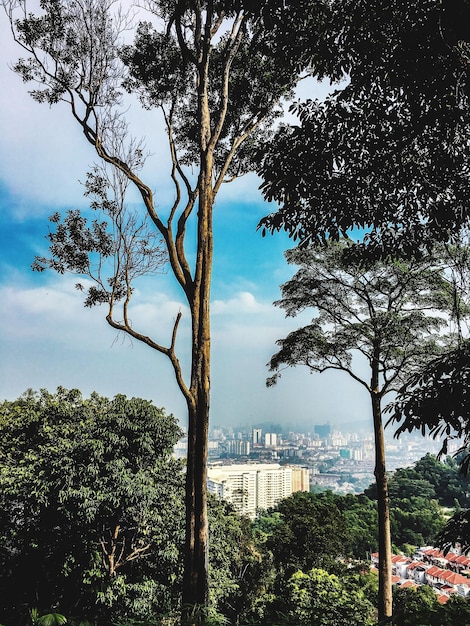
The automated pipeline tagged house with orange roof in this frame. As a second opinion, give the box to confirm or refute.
[370,546,470,600]
[425,565,470,597]
[437,594,450,604]
[400,580,418,590]
[391,554,411,579]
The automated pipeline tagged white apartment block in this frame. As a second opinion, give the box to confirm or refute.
[352,447,364,461]
[207,463,309,518]
[252,428,263,445]
[264,432,278,448]
[227,439,251,456]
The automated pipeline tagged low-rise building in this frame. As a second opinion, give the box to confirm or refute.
[371,546,470,602]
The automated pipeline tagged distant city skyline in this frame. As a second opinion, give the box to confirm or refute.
[174,422,454,498]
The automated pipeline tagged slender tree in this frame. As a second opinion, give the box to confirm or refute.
[2,0,334,617]
[267,241,452,621]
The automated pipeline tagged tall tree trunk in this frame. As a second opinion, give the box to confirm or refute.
[181,124,213,621]
[371,389,393,622]
[183,396,210,615]
[181,257,211,621]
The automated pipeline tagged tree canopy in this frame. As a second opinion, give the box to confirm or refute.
[0,388,184,625]
[268,242,451,391]
[263,491,349,577]
[390,340,470,469]
[258,0,470,257]
[263,568,376,626]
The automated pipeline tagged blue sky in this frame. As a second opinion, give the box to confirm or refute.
[0,9,371,431]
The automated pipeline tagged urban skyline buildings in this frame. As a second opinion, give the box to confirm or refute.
[175,422,457,501]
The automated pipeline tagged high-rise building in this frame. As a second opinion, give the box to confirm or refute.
[291,466,310,492]
[227,439,251,456]
[352,448,363,461]
[252,428,262,445]
[264,432,278,448]
[207,463,309,518]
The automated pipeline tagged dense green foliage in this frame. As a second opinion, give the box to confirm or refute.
[206,495,269,625]
[392,585,441,626]
[261,491,348,576]
[258,0,470,258]
[392,586,470,626]
[0,389,278,626]
[262,454,466,564]
[391,340,470,469]
[335,494,379,558]
[312,454,470,559]
[362,454,467,549]
[0,389,185,625]
[260,568,376,626]
[249,493,378,625]
[437,508,470,556]
[392,454,470,509]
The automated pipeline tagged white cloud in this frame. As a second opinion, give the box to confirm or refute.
[0,270,372,430]
[212,291,272,315]
[1,275,193,346]
[0,10,177,216]
[1,280,104,345]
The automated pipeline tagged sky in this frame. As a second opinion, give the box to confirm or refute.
[0,6,372,432]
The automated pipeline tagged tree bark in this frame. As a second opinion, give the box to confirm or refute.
[182,241,212,618]
[183,398,210,613]
[371,389,393,622]
[181,73,214,617]
[181,217,212,620]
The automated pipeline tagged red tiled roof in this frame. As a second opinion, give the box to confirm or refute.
[424,549,445,559]
[426,566,441,577]
[401,580,417,589]
[456,555,470,566]
[437,594,450,604]
[446,572,469,586]
[425,566,470,586]
[391,555,410,564]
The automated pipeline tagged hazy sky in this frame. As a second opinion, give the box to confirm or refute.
[0,8,371,432]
